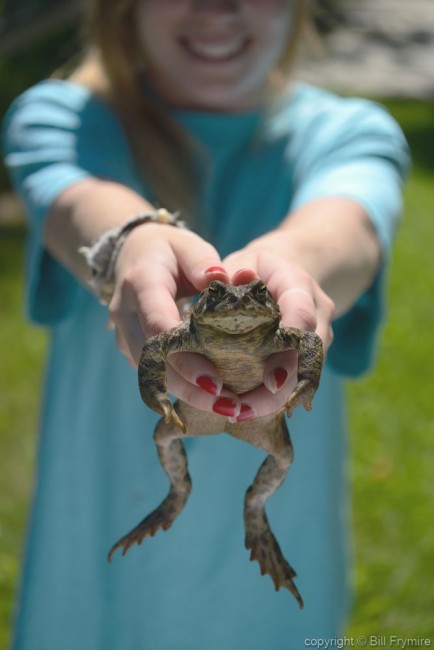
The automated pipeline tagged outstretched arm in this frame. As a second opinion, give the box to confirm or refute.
[44,178,243,414]
[224,196,381,419]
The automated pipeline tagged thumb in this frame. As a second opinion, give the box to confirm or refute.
[172,231,230,290]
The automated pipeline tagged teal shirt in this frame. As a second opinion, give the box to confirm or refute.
[3,80,409,650]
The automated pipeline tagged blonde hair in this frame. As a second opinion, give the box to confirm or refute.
[70,0,308,221]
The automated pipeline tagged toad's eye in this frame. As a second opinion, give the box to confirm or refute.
[252,281,269,304]
[207,281,227,301]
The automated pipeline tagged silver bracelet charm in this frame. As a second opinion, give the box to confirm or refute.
[79,208,187,304]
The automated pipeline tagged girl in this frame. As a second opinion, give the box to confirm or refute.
[3,1,409,648]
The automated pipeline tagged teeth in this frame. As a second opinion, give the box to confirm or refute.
[186,39,245,60]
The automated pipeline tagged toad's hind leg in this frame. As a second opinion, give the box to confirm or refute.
[108,408,192,561]
[229,416,303,608]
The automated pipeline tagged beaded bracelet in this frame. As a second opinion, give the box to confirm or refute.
[79,208,187,304]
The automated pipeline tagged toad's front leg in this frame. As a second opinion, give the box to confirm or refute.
[138,324,190,432]
[274,328,324,419]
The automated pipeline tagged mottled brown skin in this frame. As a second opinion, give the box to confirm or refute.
[108,280,323,608]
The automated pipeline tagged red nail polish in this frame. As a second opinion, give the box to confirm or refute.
[274,367,288,390]
[205,266,226,274]
[196,375,218,395]
[237,403,255,422]
[212,397,237,417]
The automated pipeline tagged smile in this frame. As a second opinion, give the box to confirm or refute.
[180,37,250,62]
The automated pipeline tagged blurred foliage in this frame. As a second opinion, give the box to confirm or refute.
[2,0,66,21]
[311,0,347,33]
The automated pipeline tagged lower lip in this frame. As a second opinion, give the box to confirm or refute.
[180,39,250,64]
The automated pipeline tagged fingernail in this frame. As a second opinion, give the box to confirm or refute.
[232,268,258,284]
[212,397,237,417]
[196,375,219,395]
[274,368,288,391]
[237,403,256,423]
[205,266,226,274]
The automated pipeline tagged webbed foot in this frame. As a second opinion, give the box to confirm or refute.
[245,525,303,609]
[108,485,191,562]
[243,449,302,607]
[108,423,191,563]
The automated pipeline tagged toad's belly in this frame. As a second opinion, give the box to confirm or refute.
[202,349,269,394]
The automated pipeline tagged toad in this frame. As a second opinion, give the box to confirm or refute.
[108,280,323,608]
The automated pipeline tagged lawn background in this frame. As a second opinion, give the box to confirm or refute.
[1,99,433,648]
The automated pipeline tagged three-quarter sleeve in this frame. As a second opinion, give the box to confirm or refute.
[271,85,410,375]
[2,80,140,325]
[289,91,409,256]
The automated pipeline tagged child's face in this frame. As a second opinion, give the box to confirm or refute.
[137,0,294,111]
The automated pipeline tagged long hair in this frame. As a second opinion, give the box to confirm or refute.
[70,0,308,222]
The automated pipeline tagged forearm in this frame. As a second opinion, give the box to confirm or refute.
[248,197,382,319]
[44,178,156,284]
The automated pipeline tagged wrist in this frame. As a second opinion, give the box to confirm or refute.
[79,209,186,304]
[259,200,381,317]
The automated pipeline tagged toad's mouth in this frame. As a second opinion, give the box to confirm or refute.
[179,36,251,63]
[202,310,277,334]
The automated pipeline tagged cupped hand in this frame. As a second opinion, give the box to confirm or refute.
[223,230,335,420]
[108,223,245,416]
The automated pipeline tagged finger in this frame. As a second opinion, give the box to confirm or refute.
[315,315,334,351]
[231,268,259,285]
[109,261,180,346]
[130,261,183,336]
[112,231,225,341]
[168,352,223,396]
[223,249,259,283]
[236,378,298,420]
[114,327,137,368]
[278,287,317,332]
[172,233,230,289]
[262,350,298,394]
[166,364,241,417]
[111,311,145,366]
[312,287,335,351]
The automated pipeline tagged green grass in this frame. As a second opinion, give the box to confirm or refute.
[0,228,47,649]
[347,101,434,641]
[0,100,433,647]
